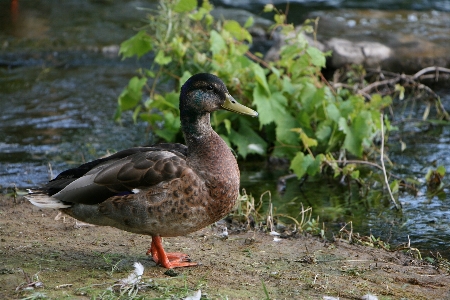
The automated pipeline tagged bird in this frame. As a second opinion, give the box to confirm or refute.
[25,73,258,269]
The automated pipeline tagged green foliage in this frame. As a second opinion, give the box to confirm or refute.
[116,0,393,181]
[425,165,446,192]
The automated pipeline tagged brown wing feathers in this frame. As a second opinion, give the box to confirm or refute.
[36,146,188,205]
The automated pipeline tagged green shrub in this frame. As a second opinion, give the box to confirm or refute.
[115,0,393,180]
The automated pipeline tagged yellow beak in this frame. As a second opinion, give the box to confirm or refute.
[221,94,258,117]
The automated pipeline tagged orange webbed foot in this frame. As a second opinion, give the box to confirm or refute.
[147,236,198,269]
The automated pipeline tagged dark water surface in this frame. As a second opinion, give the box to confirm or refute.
[213,0,450,13]
[1,1,449,258]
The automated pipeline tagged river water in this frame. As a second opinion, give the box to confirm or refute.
[1,1,449,257]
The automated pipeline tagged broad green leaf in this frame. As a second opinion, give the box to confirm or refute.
[154,111,181,142]
[148,93,179,112]
[275,114,300,145]
[174,0,197,13]
[224,20,252,42]
[154,50,172,65]
[119,30,152,59]
[351,170,360,179]
[291,152,314,178]
[132,106,141,123]
[118,76,147,111]
[306,47,326,67]
[229,119,267,158]
[389,180,399,194]
[299,82,317,112]
[201,0,213,11]
[263,4,274,12]
[252,64,270,95]
[292,128,318,148]
[301,131,318,148]
[339,96,357,118]
[326,103,340,122]
[210,30,226,55]
[436,165,446,177]
[281,76,296,96]
[342,163,356,175]
[370,94,392,110]
[170,36,187,58]
[252,85,286,126]
[338,111,372,157]
[179,71,193,88]
[223,119,231,134]
[190,7,208,21]
[307,154,324,176]
[311,87,327,113]
[139,112,163,124]
[205,13,213,26]
[164,91,180,108]
[274,13,286,25]
[194,52,207,65]
[316,121,333,142]
[113,106,122,121]
[244,16,254,28]
[145,70,156,78]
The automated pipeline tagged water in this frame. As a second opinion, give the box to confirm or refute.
[213,0,450,13]
[0,53,150,187]
[0,0,155,187]
[1,1,449,258]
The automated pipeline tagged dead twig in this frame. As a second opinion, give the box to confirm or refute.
[380,113,402,210]
[412,66,450,80]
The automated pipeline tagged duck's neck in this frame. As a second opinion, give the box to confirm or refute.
[180,112,237,175]
[180,113,212,147]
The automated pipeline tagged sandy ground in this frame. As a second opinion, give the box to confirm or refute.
[1,196,449,299]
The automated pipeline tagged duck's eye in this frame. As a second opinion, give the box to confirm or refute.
[206,85,214,91]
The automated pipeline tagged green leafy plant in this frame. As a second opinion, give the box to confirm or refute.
[116,0,393,182]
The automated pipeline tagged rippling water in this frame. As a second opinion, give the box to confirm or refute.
[0,52,150,187]
[213,0,450,12]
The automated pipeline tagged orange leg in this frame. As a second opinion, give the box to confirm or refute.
[146,236,197,269]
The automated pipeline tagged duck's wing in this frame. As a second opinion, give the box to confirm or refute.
[30,145,188,206]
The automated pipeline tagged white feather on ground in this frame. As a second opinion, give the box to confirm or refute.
[184,290,201,300]
[118,262,144,285]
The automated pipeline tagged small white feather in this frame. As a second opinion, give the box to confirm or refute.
[184,290,201,300]
[119,262,144,285]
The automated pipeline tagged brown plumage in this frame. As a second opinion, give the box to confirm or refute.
[25,73,258,268]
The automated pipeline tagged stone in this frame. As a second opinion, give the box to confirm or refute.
[326,38,391,68]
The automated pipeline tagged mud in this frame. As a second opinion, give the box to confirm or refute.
[1,196,449,299]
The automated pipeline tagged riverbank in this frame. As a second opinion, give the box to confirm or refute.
[1,195,449,299]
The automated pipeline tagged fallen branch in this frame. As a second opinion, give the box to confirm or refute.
[413,66,450,80]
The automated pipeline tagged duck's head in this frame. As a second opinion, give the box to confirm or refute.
[180,73,258,117]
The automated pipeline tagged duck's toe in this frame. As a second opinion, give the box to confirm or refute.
[147,236,198,269]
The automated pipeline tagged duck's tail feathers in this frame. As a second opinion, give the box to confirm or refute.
[25,189,72,209]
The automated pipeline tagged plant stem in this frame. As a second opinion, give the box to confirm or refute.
[380,113,402,210]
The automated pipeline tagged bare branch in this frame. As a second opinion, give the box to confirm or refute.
[413,66,450,79]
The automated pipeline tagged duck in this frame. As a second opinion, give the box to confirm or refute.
[25,73,258,269]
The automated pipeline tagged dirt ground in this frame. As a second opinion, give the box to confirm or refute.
[1,196,449,300]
